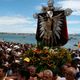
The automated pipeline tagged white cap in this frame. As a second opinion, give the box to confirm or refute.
[14,45,20,49]
[73,56,80,60]
[6,48,12,51]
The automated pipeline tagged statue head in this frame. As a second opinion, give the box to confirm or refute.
[48,0,54,10]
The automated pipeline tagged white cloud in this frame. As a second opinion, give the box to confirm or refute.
[67,20,80,24]
[57,0,80,15]
[35,2,47,11]
[0,26,36,33]
[0,15,36,33]
[68,27,80,34]
[58,0,80,9]
[35,5,42,11]
[71,10,80,16]
[0,16,34,26]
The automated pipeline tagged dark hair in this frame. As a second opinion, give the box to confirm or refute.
[18,68,30,80]
[75,72,80,80]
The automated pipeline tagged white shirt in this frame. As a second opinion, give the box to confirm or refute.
[56,76,66,80]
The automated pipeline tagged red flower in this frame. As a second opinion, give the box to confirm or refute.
[33,48,41,53]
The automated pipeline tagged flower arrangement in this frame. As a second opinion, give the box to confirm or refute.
[22,46,72,75]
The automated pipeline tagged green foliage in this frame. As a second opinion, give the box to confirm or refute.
[22,47,72,75]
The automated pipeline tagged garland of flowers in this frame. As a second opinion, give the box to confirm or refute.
[22,46,72,75]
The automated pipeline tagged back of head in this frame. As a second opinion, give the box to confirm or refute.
[43,69,53,80]
[65,67,77,80]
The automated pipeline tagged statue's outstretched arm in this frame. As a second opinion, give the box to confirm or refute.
[64,8,73,16]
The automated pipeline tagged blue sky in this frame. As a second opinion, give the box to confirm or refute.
[0,0,80,34]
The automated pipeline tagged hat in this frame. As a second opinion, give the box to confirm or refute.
[14,45,20,49]
[15,60,20,63]
[24,57,30,62]
[73,56,80,60]
[0,48,3,51]
[6,48,12,51]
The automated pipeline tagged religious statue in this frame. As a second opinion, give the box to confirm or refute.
[33,0,72,48]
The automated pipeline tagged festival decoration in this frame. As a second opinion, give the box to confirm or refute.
[23,47,72,75]
[34,0,72,48]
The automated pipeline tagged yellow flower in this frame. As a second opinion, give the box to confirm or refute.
[24,57,30,62]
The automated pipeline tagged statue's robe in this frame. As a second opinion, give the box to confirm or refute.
[36,10,68,47]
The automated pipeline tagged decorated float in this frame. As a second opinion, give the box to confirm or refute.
[22,0,73,76]
[34,0,72,48]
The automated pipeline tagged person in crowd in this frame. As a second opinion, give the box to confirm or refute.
[62,64,77,80]
[27,66,37,80]
[37,69,53,80]
[78,41,80,52]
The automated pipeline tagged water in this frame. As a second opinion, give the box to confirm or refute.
[0,33,37,44]
[0,33,80,49]
[64,34,80,49]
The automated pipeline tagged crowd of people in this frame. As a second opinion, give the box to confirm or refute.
[0,40,80,80]
[0,41,34,80]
